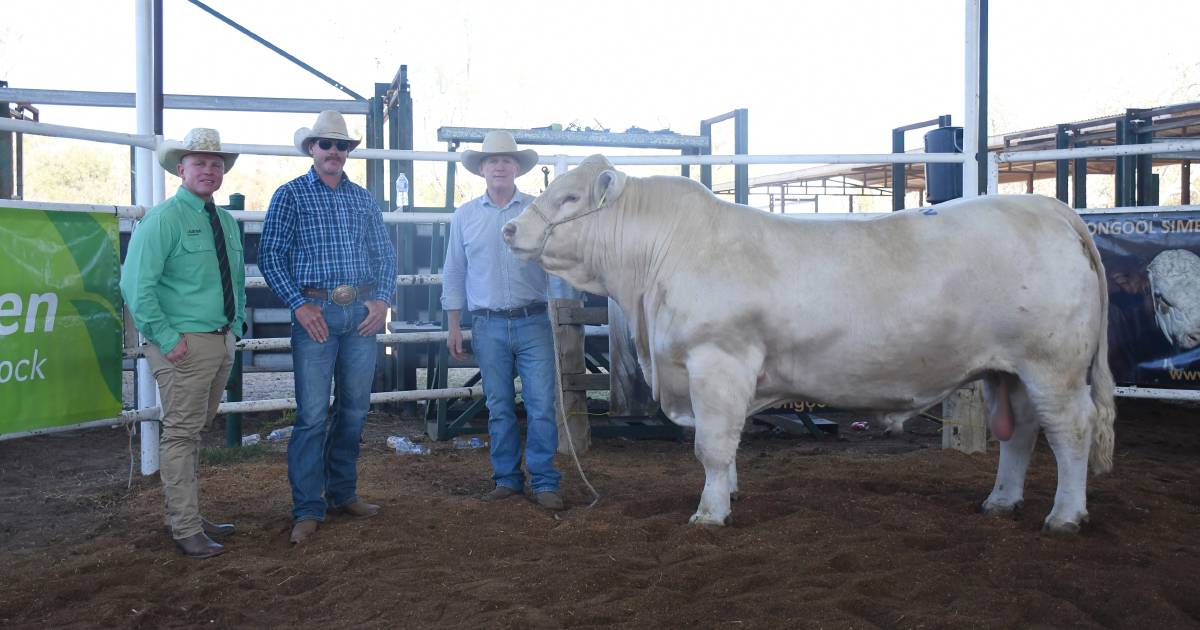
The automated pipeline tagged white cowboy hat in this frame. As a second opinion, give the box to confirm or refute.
[156,128,238,175]
[462,130,539,177]
[294,110,362,155]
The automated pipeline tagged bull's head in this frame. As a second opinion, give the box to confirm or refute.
[1147,248,1200,350]
[503,154,626,294]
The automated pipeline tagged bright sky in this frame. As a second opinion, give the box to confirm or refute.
[2,0,1198,204]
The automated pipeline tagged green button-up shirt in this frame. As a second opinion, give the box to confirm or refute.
[120,187,246,353]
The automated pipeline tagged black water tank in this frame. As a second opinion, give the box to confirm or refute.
[923,125,963,204]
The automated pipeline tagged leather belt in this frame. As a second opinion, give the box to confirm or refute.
[206,324,231,334]
[302,284,373,306]
[470,302,547,319]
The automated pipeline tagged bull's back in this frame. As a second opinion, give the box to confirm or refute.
[701,194,1095,320]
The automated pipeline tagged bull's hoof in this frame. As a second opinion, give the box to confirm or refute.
[980,499,1023,518]
[1042,512,1088,534]
[688,512,732,527]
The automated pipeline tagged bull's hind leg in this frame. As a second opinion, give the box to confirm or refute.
[1019,369,1095,533]
[685,344,761,526]
[982,374,1039,517]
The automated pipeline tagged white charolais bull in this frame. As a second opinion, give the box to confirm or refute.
[503,155,1116,532]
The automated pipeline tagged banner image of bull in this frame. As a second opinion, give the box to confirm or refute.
[1085,213,1200,388]
[503,155,1115,533]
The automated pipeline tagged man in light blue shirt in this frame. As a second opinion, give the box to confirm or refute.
[442,131,564,510]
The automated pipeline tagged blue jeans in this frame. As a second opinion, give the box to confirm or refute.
[471,310,561,493]
[288,300,377,522]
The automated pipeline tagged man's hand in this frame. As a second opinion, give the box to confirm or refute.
[358,300,389,336]
[165,336,189,363]
[446,310,467,361]
[447,325,467,361]
[295,303,328,343]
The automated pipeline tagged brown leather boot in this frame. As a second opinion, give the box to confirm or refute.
[481,486,522,502]
[202,518,235,538]
[333,500,380,518]
[164,518,235,539]
[290,520,319,544]
[533,491,566,511]
[173,532,225,559]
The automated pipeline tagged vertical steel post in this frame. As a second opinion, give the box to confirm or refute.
[14,117,22,199]
[388,66,418,411]
[0,81,12,199]
[1115,117,1135,207]
[368,85,390,395]
[135,0,161,476]
[700,121,712,190]
[1183,160,1192,205]
[224,193,245,447]
[1133,110,1154,206]
[734,108,749,205]
[366,91,385,208]
[891,129,905,211]
[1054,124,1070,203]
[961,0,981,200]
[977,0,988,194]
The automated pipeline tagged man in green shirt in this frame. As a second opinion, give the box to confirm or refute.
[121,128,246,559]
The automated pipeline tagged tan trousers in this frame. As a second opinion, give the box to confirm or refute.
[145,331,234,539]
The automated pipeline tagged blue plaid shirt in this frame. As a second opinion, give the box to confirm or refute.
[260,167,397,310]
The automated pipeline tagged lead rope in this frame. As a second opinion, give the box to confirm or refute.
[550,301,601,508]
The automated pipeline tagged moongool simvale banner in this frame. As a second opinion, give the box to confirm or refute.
[1083,212,1200,389]
[0,207,122,436]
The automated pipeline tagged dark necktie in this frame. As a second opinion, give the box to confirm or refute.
[205,201,236,327]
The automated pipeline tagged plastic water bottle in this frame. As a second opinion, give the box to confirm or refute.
[394,173,409,210]
[453,436,486,449]
[241,434,260,446]
[267,426,294,441]
[387,435,429,455]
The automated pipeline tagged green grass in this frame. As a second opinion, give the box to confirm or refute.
[201,443,271,465]
[258,409,295,432]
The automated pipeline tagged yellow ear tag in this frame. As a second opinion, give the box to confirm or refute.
[597,191,607,209]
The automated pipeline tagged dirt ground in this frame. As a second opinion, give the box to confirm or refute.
[1,398,1198,629]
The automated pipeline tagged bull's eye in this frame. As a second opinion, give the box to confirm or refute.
[563,195,578,204]
[1155,293,1172,313]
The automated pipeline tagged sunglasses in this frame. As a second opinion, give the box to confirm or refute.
[317,139,351,152]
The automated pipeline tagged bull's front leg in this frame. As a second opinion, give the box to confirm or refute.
[685,344,762,526]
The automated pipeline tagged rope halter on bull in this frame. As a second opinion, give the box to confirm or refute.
[525,190,610,248]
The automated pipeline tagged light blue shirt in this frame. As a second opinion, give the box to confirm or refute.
[441,189,549,312]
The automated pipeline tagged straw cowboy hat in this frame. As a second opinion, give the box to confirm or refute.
[156,128,238,174]
[294,110,362,155]
[462,130,539,177]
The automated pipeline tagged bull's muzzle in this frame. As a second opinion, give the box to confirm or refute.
[501,221,517,244]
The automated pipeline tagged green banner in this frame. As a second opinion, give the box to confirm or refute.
[0,207,122,436]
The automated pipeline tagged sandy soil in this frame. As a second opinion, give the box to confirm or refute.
[1,399,1198,629]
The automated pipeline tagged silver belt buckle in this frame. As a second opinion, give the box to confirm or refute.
[330,284,357,305]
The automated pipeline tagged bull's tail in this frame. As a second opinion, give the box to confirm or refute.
[1088,288,1117,474]
[1064,203,1116,474]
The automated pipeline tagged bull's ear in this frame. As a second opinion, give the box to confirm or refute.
[593,169,627,208]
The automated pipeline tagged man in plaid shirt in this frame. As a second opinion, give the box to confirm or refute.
[259,110,397,545]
